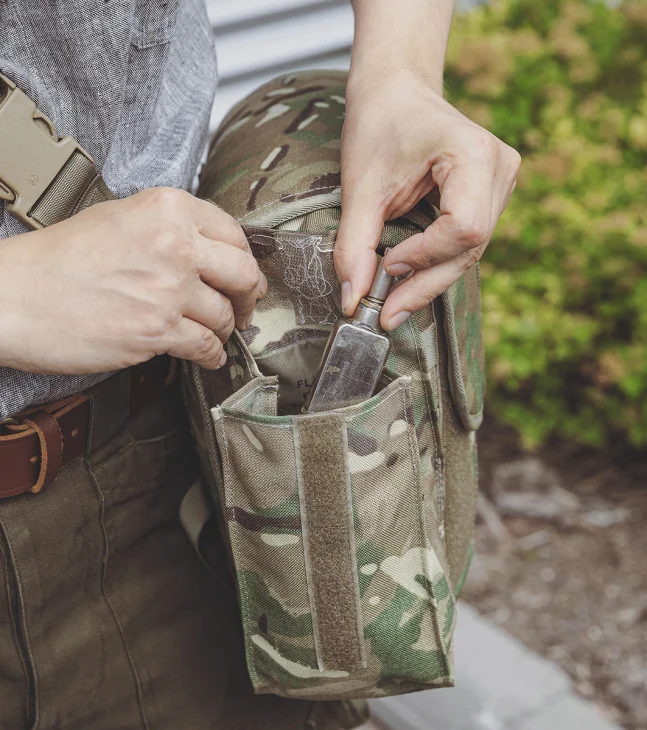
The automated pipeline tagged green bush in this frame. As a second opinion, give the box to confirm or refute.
[445,0,647,447]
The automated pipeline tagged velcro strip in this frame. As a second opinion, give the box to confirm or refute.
[294,413,365,671]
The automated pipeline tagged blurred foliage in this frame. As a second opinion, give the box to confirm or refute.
[445,0,647,447]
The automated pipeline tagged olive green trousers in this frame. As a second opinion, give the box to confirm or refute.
[0,380,367,729]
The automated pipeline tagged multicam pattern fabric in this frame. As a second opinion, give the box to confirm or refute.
[185,70,485,700]
[200,71,348,224]
[211,340,455,699]
[442,266,486,431]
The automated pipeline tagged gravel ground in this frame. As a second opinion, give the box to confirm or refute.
[464,416,647,730]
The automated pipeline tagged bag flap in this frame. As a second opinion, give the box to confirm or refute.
[199,70,348,225]
[442,265,485,431]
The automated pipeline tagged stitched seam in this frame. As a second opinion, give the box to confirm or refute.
[0,529,34,725]
[401,386,451,680]
[445,301,467,410]
[228,381,278,410]
[340,420,367,667]
[327,418,363,667]
[87,389,98,454]
[401,386,421,476]
[0,523,40,729]
[239,185,340,222]
[213,418,261,686]
[248,231,320,242]
[431,304,447,528]
[71,469,109,716]
[442,290,483,428]
[409,316,445,527]
[342,381,407,420]
[220,382,408,428]
[293,422,324,670]
[87,462,150,729]
[219,414,290,429]
[408,316,437,446]
[238,386,277,407]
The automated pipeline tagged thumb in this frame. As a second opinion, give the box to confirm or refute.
[334,190,384,315]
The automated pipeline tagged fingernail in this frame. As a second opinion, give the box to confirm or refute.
[387,311,411,331]
[218,351,227,368]
[385,262,413,277]
[341,281,352,314]
[259,273,269,298]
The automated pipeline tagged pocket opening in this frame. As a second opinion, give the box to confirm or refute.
[131,0,180,48]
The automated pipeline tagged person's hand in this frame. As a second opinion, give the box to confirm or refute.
[334,69,521,330]
[0,188,266,373]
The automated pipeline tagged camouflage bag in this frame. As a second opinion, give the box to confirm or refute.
[181,71,484,701]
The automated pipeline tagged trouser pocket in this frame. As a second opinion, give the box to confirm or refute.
[0,533,36,730]
[212,373,456,700]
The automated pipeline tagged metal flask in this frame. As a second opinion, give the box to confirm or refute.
[303,259,393,413]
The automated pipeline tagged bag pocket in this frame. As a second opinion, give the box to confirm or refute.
[211,369,456,700]
[131,0,180,48]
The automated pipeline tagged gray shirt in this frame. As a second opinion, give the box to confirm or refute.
[0,0,218,419]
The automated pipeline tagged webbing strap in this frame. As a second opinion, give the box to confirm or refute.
[30,151,116,226]
[179,477,233,587]
[0,73,115,230]
[294,414,366,672]
[179,478,214,553]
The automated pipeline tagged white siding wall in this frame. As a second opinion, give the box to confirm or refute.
[205,0,480,130]
[206,0,354,130]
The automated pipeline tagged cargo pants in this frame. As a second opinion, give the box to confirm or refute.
[0,376,367,730]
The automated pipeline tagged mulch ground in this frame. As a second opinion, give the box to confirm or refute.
[463,415,647,730]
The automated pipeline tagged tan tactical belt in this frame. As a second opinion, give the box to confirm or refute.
[0,73,173,498]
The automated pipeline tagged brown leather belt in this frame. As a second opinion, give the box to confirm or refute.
[0,356,177,499]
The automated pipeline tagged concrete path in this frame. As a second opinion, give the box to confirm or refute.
[368,604,621,730]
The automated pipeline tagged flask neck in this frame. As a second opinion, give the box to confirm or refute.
[350,258,393,331]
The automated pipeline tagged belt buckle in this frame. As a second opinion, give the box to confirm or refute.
[0,73,93,230]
